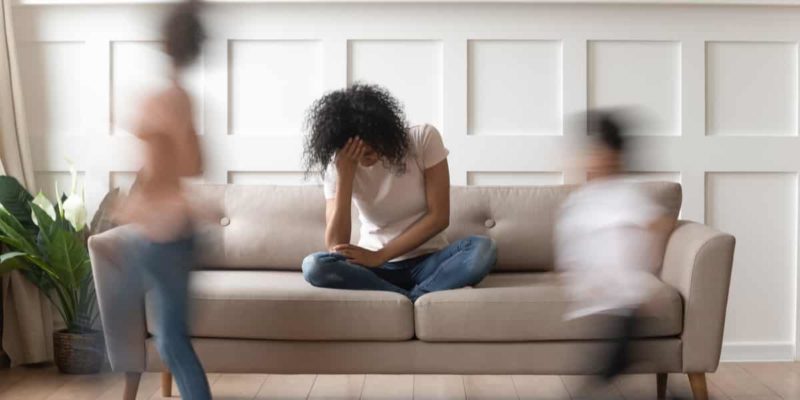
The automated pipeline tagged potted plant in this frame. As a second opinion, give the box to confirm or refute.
[0,168,102,374]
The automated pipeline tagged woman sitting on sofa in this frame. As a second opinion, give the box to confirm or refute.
[301,84,497,301]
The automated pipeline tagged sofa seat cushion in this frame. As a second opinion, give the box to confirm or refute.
[415,272,683,342]
[145,270,414,341]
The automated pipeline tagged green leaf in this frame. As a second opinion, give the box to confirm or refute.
[37,218,89,292]
[0,235,33,253]
[0,252,27,274]
[31,203,55,237]
[0,207,39,254]
[19,253,62,284]
[0,190,97,334]
[1,251,26,263]
[0,176,35,231]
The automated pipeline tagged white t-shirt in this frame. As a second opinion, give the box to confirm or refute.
[324,124,450,261]
[555,178,666,319]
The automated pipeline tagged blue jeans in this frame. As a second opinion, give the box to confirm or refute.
[126,234,211,400]
[302,236,497,301]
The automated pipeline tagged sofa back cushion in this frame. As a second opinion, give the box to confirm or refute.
[190,185,327,270]
[448,183,681,271]
[190,182,681,271]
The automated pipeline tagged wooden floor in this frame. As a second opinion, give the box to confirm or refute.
[0,362,797,400]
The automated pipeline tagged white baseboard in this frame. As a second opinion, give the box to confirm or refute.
[720,342,796,362]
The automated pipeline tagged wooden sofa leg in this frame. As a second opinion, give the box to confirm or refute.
[124,372,141,400]
[161,372,173,397]
[657,373,668,400]
[688,373,708,400]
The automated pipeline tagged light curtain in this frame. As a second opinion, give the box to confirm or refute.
[0,0,54,366]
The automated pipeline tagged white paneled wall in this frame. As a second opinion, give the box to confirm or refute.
[18,41,85,137]
[229,40,323,136]
[468,40,562,136]
[707,173,798,360]
[588,40,681,136]
[706,42,799,137]
[348,40,443,128]
[13,2,800,361]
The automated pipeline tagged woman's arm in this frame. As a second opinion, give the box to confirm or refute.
[335,159,450,266]
[325,138,366,249]
[325,193,351,249]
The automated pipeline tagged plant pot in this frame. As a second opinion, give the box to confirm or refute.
[53,329,105,374]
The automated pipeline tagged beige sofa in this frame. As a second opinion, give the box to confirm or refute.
[89,182,735,400]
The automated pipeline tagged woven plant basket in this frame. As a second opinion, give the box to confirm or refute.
[53,330,105,374]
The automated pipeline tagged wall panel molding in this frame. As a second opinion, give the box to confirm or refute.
[706,41,799,137]
[588,40,681,136]
[721,342,796,362]
[706,172,798,361]
[467,40,562,136]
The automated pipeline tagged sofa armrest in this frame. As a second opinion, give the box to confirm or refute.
[89,225,146,372]
[660,220,735,373]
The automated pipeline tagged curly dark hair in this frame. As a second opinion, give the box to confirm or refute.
[163,0,205,68]
[303,84,410,177]
[588,110,627,153]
